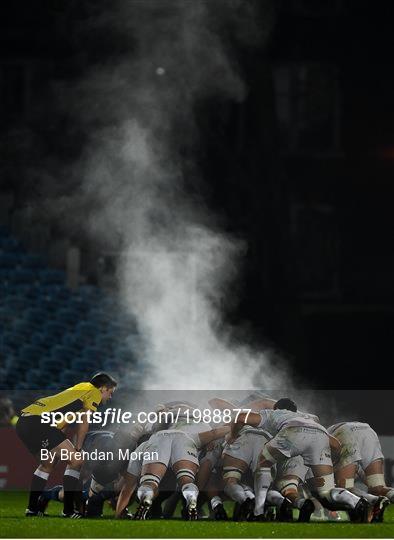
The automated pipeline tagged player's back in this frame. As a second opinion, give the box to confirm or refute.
[258,408,326,436]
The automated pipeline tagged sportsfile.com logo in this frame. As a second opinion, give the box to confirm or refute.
[39,407,251,428]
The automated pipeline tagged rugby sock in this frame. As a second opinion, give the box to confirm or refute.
[242,485,255,500]
[63,468,81,515]
[28,469,49,512]
[254,467,272,516]
[351,487,379,505]
[266,489,285,507]
[137,485,154,504]
[210,496,223,510]
[73,479,85,514]
[293,497,307,510]
[329,488,360,509]
[386,489,394,502]
[181,483,199,506]
[224,482,247,504]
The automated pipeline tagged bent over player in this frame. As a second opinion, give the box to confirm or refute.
[231,398,370,522]
[16,372,117,517]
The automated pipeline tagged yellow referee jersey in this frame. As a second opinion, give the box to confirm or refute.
[21,382,102,429]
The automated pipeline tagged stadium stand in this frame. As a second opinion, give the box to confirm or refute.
[0,226,141,392]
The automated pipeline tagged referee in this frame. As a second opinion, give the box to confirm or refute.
[16,372,117,517]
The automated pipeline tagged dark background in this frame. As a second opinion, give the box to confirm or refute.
[1,0,394,389]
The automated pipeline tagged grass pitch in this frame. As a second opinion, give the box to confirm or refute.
[0,492,393,538]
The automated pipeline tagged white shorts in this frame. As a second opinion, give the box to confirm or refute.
[223,431,270,473]
[141,431,199,468]
[275,456,309,483]
[331,423,384,469]
[269,427,332,467]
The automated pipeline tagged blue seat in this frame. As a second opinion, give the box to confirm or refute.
[75,321,99,336]
[40,357,65,371]
[49,345,77,363]
[19,344,47,360]
[59,369,80,386]
[0,269,10,283]
[8,269,37,285]
[21,254,46,269]
[30,332,51,347]
[40,284,70,299]
[0,237,22,252]
[70,355,97,369]
[0,253,21,268]
[38,269,65,285]
[113,346,137,364]
[55,309,79,327]
[42,321,68,338]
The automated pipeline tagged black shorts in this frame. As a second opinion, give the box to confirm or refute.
[16,415,67,456]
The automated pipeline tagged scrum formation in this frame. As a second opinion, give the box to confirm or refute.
[15,375,394,523]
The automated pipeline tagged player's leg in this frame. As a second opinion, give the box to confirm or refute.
[222,454,248,505]
[310,463,368,521]
[15,415,63,515]
[253,440,285,517]
[206,474,228,520]
[115,473,138,518]
[137,462,167,507]
[56,441,84,517]
[364,459,394,501]
[172,459,199,519]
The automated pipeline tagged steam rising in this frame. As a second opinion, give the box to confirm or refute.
[50,0,283,389]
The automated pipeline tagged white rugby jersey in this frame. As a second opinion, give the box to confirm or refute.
[327,421,370,435]
[257,409,327,436]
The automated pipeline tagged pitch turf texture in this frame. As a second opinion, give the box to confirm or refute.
[1,493,393,538]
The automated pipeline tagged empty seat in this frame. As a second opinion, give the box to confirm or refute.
[0,253,21,268]
[21,253,46,269]
[0,237,22,252]
[8,269,37,285]
[38,269,65,285]
[42,321,68,339]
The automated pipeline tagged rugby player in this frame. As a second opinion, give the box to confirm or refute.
[222,424,293,521]
[230,398,370,522]
[15,372,117,517]
[133,402,230,520]
[328,421,392,521]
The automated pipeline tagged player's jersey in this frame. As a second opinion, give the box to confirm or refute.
[327,421,369,435]
[257,409,327,436]
[21,382,102,430]
[239,424,272,438]
[161,402,212,448]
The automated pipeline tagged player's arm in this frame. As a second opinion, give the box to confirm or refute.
[115,473,138,518]
[74,411,90,450]
[208,398,236,410]
[198,425,230,447]
[230,411,261,442]
[244,398,276,411]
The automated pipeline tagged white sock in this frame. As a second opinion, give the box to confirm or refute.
[254,467,272,516]
[351,487,379,505]
[386,489,394,502]
[211,496,223,510]
[266,489,285,507]
[329,488,360,509]
[137,485,154,504]
[181,483,198,506]
[224,482,247,504]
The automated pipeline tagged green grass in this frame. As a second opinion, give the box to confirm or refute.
[0,492,393,538]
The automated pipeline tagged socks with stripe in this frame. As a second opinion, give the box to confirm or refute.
[28,469,49,512]
[63,468,81,515]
